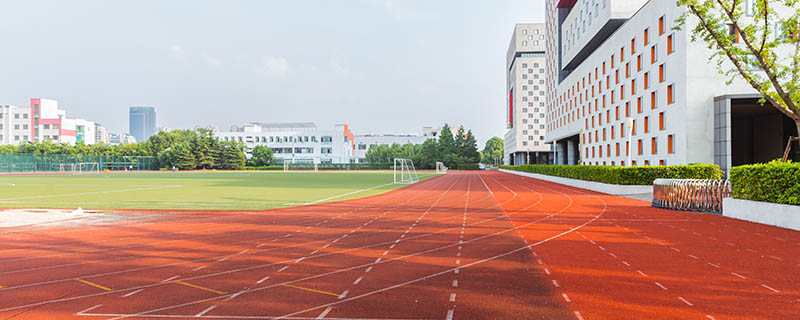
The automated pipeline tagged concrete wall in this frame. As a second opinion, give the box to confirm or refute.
[723,198,800,231]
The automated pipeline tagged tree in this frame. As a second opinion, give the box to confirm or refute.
[482,137,504,165]
[454,126,467,157]
[462,130,481,164]
[677,0,800,156]
[193,129,216,169]
[438,124,457,168]
[218,141,246,170]
[249,145,275,166]
[170,143,197,170]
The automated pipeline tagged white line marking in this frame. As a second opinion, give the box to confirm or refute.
[456,259,461,265]
[278,266,289,272]
[670,247,680,252]
[760,284,780,293]
[121,289,143,298]
[637,270,647,277]
[589,240,596,245]
[450,293,456,302]
[353,276,363,285]
[454,268,459,274]
[338,290,348,299]
[621,261,630,267]
[382,251,388,256]
[731,272,747,279]
[609,253,617,258]
[655,282,668,290]
[598,246,606,251]
[389,244,396,249]
[225,291,245,301]
[769,256,783,261]
[256,276,270,284]
[677,296,693,306]
[195,305,216,317]
[574,311,585,320]
[707,262,720,268]
[76,304,103,314]
[309,250,318,255]
[316,306,333,319]
[322,244,331,248]
[544,268,551,275]
[688,254,699,259]
[295,257,305,263]
[552,280,560,287]
[217,257,228,262]
[452,280,458,287]
[706,315,717,320]
[307,182,395,205]
[445,309,454,320]
[161,276,179,283]
[374,258,381,263]
[192,266,206,271]
[562,293,571,302]
[365,266,373,273]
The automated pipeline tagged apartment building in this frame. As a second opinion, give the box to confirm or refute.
[0,105,31,145]
[545,0,797,171]
[215,122,355,164]
[504,23,553,165]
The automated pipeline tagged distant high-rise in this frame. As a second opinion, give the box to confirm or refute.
[129,106,156,143]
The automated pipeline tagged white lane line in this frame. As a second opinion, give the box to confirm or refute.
[316,306,333,319]
[256,276,270,284]
[456,259,461,265]
[76,304,103,315]
[338,290,349,299]
[562,293,571,302]
[225,291,245,301]
[452,280,458,287]
[598,246,606,251]
[589,240,596,245]
[677,296,693,306]
[746,248,758,253]
[161,275,180,283]
[609,253,617,258]
[655,282,668,290]
[454,268,459,274]
[309,250,318,255]
[574,311,586,320]
[537,259,544,265]
[382,251,388,256]
[353,276,363,285]
[636,270,647,277]
[217,257,228,262]
[688,254,699,259]
[450,293,456,302]
[278,266,289,272]
[365,266,373,273]
[445,309,454,320]
[306,182,395,205]
[544,268,551,275]
[121,289,143,298]
[769,256,783,261]
[706,315,717,320]
[731,272,747,279]
[389,244,396,249]
[374,258,381,263]
[552,280,560,288]
[195,305,217,317]
[322,243,331,248]
[707,262,720,268]
[294,257,305,263]
[192,266,206,271]
[760,284,780,293]
[670,247,680,252]
[621,261,631,267]
[725,242,735,246]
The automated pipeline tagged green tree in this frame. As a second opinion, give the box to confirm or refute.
[438,124,458,168]
[482,137,504,165]
[462,130,481,164]
[218,141,246,170]
[249,145,275,166]
[170,143,197,170]
[677,0,800,153]
[193,129,216,169]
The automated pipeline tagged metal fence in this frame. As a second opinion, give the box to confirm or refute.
[652,179,731,214]
[0,154,159,173]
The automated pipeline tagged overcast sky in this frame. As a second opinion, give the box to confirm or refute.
[0,0,544,146]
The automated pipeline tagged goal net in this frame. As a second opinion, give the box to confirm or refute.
[56,162,100,173]
[393,158,419,184]
[284,161,319,172]
[435,162,447,174]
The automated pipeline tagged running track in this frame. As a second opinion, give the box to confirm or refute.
[0,171,798,319]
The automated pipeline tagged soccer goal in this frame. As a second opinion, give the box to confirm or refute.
[435,162,447,174]
[284,161,318,172]
[76,162,100,173]
[393,158,419,184]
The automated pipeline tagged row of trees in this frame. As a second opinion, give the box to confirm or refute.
[0,129,249,170]
[364,124,481,169]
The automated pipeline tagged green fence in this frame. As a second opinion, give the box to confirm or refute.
[0,154,158,173]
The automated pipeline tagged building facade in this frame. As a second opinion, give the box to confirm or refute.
[129,106,156,144]
[0,105,30,145]
[215,123,355,164]
[504,23,553,165]
[544,0,795,171]
[1,99,98,146]
[354,133,429,163]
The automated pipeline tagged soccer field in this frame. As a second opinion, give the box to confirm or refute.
[0,171,433,210]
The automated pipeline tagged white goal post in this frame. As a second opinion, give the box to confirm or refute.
[284,161,319,172]
[393,158,419,184]
[435,162,447,174]
[57,162,100,173]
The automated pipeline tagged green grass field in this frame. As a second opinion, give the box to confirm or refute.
[0,171,434,211]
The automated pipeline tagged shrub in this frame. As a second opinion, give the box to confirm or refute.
[729,160,800,205]
[242,166,283,171]
[499,164,722,185]
[459,163,481,170]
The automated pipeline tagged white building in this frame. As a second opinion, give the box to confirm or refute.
[504,23,553,165]
[95,123,109,145]
[354,133,430,163]
[108,132,136,145]
[0,105,31,145]
[544,0,797,171]
[215,122,355,164]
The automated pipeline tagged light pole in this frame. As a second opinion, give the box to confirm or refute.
[627,117,634,166]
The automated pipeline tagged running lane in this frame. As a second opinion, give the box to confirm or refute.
[0,171,796,319]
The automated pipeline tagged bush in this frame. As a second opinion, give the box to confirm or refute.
[242,166,283,171]
[459,163,481,170]
[729,160,800,205]
[499,164,722,185]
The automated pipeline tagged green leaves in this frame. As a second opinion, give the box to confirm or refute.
[500,164,722,185]
[730,160,800,204]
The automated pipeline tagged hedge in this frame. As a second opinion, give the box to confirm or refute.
[499,164,722,185]
[729,160,800,205]
[242,166,283,170]
[459,163,481,170]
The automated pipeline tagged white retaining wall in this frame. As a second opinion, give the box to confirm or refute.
[722,198,800,231]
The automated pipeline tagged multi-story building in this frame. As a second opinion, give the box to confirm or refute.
[354,133,430,163]
[544,0,797,171]
[504,23,553,165]
[95,123,109,145]
[0,105,31,145]
[129,106,156,143]
[108,132,136,145]
[215,122,355,164]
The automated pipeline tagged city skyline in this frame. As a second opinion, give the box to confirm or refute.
[0,0,545,147]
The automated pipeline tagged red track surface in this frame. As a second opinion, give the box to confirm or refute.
[0,171,798,320]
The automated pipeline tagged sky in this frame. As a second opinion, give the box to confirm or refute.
[0,0,545,146]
